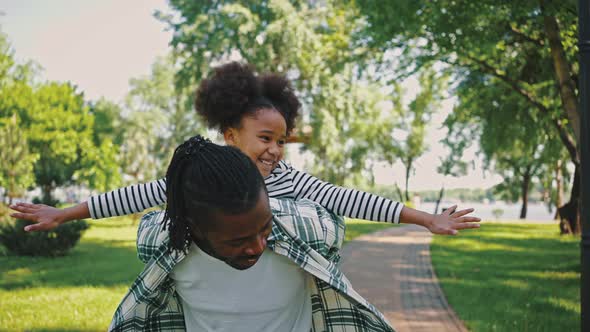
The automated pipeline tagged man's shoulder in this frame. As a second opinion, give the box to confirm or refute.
[137,210,170,263]
[270,198,345,254]
[270,198,334,220]
[138,210,166,235]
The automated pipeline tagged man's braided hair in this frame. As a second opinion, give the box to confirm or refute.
[163,135,267,252]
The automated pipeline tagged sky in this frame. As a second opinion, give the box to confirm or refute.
[0,0,503,191]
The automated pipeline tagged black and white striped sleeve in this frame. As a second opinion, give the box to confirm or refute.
[291,169,403,223]
[88,179,167,219]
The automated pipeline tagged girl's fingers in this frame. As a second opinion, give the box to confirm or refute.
[451,208,475,218]
[9,205,37,213]
[444,205,458,215]
[9,212,38,221]
[24,222,52,232]
[12,202,41,209]
[457,216,481,223]
[454,222,481,230]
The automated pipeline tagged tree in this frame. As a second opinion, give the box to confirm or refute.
[0,31,121,202]
[0,114,38,204]
[380,69,445,202]
[444,72,567,219]
[122,55,203,179]
[355,0,581,232]
[158,0,397,184]
[89,98,125,146]
[28,83,102,202]
[119,111,161,186]
[303,66,398,185]
[0,81,120,203]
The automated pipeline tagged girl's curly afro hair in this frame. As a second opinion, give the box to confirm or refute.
[195,62,300,135]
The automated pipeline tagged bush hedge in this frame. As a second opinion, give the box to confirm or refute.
[0,217,89,256]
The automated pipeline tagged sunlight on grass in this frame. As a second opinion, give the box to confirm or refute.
[0,286,130,330]
[431,223,580,332]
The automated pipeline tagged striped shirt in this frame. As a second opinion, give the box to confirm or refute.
[89,160,404,223]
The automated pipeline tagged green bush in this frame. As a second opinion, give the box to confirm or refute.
[0,203,10,218]
[0,218,89,256]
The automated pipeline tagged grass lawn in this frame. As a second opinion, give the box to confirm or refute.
[431,222,580,332]
[0,217,143,331]
[0,216,394,331]
[344,219,398,243]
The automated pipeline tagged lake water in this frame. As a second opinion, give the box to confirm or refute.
[418,201,556,222]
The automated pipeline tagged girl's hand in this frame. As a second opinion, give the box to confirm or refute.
[9,202,67,232]
[428,205,481,235]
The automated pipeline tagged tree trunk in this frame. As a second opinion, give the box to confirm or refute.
[541,10,581,235]
[543,13,581,143]
[41,185,54,205]
[404,159,412,202]
[554,159,563,219]
[520,166,531,219]
[394,183,404,203]
[434,186,445,214]
[558,166,581,234]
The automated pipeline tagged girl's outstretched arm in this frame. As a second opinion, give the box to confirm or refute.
[289,167,404,223]
[87,179,166,219]
[287,166,480,234]
[10,201,90,232]
[9,179,167,231]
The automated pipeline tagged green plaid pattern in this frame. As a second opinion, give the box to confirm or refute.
[109,198,396,332]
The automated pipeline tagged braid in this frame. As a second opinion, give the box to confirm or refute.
[164,135,266,252]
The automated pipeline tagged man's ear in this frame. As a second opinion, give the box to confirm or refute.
[223,128,238,146]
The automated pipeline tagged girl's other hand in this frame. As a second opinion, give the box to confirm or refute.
[428,205,481,235]
[9,202,66,232]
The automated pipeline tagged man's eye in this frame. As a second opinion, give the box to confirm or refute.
[229,240,245,247]
[264,223,273,234]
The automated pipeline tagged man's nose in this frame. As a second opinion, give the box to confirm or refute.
[245,235,267,256]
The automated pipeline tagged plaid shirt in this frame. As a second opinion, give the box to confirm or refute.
[109,198,396,332]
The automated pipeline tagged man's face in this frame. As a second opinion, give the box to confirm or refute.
[191,190,273,270]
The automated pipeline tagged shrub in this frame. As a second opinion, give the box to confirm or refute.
[0,203,10,218]
[492,208,504,219]
[0,218,89,256]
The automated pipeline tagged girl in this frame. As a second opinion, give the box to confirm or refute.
[10,62,479,235]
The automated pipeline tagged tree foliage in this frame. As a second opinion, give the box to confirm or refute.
[121,55,203,182]
[0,115,38,204]
[355,0,579,228]
[381,69,446,201]
[0,32,120,201]
[157,0,401,184]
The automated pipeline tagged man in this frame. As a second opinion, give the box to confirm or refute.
[109,135,395,331]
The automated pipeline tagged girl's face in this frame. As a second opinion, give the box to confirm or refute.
[223,108,287,178]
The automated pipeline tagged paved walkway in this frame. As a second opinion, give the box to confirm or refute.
[341,224,468,332]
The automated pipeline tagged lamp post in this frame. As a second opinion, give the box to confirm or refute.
[579,0,590,331]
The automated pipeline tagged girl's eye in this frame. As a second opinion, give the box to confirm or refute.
[277,139,286,146]
[260,136,270,142]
